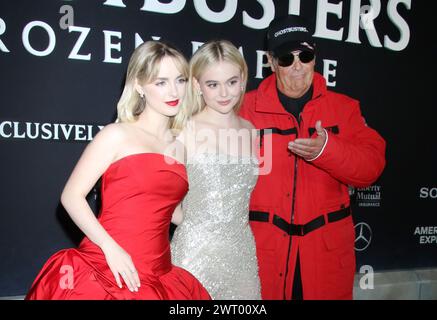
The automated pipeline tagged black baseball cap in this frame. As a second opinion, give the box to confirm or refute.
[266,15,315,57]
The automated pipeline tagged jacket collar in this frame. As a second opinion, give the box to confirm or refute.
[255,72,327,114]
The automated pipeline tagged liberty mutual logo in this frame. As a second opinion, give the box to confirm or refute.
[350,185,382,207]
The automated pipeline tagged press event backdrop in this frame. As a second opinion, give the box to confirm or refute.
[0,0,435,296]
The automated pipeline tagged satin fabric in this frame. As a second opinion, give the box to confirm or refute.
[26,153,211,300]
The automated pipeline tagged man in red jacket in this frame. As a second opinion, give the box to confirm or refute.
[239,15,386,300]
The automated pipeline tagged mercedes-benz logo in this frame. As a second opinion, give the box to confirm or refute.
[354,222,372,251]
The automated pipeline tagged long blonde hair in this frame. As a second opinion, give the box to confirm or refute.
[172,40,248,131]
[116,41,188,123]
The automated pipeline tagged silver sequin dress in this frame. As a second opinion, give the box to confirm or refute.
[171,153,261,300]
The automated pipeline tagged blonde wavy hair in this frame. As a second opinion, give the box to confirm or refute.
[172,40,248,131]
[116,41,188,123]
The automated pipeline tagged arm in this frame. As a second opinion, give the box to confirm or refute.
[171,203,184,226]
[61,125,118,250]
[61,124,140,291]
[169,128,188,227]
[238,116,259,157]
[310,102,386,187]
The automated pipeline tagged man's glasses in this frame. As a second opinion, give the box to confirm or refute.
[276,50,315,67]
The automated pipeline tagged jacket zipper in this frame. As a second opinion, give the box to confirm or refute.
[292,113,303,225]
[283,113,302,299]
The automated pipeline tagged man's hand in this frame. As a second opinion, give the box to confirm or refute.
[288,120,327,161]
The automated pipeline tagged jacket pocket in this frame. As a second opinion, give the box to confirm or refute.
[321,216,355,251]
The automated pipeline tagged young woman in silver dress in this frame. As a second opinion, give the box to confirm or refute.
[170,40,261,300]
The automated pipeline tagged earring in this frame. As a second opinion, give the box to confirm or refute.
[197,90,203,96]
[140,93,145,100]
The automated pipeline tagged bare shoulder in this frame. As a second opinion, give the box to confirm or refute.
[238,117,256,130]
[175,120,198,155]
[168,138,186,164]
[72,123,130,172]
[187,116,217,137]
[191,114,210,129]
[93,122,129,143]
[90,123,134,155]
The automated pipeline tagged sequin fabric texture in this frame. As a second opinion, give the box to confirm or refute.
[171,153,261,300]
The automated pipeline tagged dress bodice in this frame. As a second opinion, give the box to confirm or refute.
[182,153,258,231]
[80,153,187,275]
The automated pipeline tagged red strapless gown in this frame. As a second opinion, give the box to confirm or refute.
[25,153,211,300]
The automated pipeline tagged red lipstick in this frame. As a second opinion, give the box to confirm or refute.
[166,99,179,107]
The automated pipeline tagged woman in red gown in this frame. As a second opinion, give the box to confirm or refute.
[25,41,211,300]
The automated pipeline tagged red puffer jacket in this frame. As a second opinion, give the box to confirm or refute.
[239,72,386,299]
